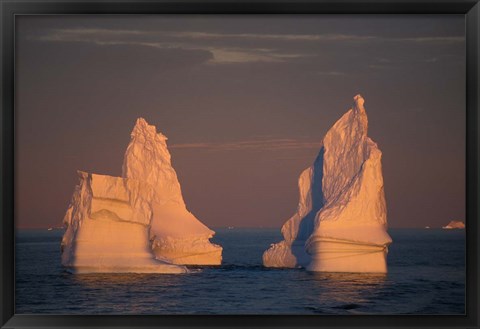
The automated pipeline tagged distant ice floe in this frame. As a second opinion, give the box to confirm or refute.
[442,220,465,229]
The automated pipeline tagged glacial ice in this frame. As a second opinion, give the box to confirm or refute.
[61,118,222,273]
[61,172,187,274]
[263,95,392,273]
[442,220,465,229]
[123,118,222,265]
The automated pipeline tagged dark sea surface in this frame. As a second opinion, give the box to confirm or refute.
[15,228,465,314]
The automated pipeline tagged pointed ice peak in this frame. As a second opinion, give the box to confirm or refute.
[324,95,368,144]
[131,117,168,142]
[321,94,369,205]
[123,118,184,206]
[353,94,365,109]
[135,117,149,127]
[327,94,367,129]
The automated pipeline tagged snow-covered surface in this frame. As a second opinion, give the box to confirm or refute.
[61,172,187,273]
[442,220,465,229]
[263,95,392,272]
[122,118,222,265]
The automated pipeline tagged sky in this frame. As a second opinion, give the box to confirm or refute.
[15,15,465,229]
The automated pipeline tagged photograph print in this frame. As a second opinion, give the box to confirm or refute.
[15,14,465,315]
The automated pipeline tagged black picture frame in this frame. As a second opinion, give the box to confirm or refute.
[1,1,479,328]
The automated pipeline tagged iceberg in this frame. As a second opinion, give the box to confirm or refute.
[61,172,187,273]
[61,117,222,272]
[263,95,392,273]
[442,220,465,229]
[122,118,222,265]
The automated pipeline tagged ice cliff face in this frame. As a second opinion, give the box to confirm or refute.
[263,95,392,273]
[61,172,187,273]
[122,118,222,265]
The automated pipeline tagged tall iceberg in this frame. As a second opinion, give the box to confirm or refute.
[61,118,222,273]
[122,118,222,265]
[263,95,392,273]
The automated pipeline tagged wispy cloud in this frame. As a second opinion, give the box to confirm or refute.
[315,71,347,76]
[170,138,321,151]
[37,28,465,44]
[368,55,444,70]
[205,48,310,64]
[153,31,464,44]
[398,36,464,43]
[165,31,378,42]
[33,28,313,64]
[33,27,464,64]
[35,28,376,43]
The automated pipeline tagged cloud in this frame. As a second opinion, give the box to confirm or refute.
[38,28,464,44]
[160,31,464,44]
[33,28,313,64]
[368,55,443,70]
[398,36,464,43]
[169,138,321,151]
[165,31,379,42]
[316,71,347,76]
[35,28,376,43]
[32,27,464,65]
[206,48,311,64]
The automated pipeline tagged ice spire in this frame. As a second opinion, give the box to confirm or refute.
[263,95,392,272]
[123,118,223,265]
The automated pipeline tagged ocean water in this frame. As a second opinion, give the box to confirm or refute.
[15,228,465,314]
